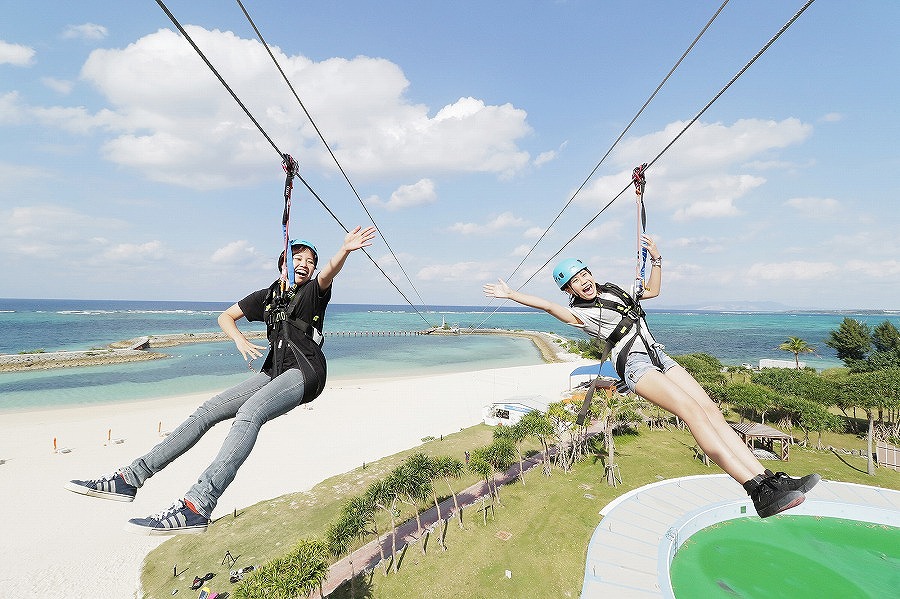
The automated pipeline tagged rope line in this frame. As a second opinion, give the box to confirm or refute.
[503,0,731,285]
[234,0,433,315]
[467,0,731,332]
[514,0,817,293]
[153,0,435,327]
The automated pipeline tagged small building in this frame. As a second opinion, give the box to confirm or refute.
[759,358,805,369]
[483,395,550,427]
[729,421,794,461]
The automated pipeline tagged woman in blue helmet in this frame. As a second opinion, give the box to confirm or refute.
[484,234,819,518]
[66,226,376,534]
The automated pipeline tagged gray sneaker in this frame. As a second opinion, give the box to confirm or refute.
[65,472,136,502]
[126,499,210,535]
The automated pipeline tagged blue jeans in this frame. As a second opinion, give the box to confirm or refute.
[121,369,308,518]
[623,345,678,394]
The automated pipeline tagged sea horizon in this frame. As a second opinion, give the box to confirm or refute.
[2,297,898,413]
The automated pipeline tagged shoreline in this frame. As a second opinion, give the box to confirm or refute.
[0,361,585,598]
[0,328,573,373]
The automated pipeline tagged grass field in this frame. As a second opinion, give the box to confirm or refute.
[139,424,900,599]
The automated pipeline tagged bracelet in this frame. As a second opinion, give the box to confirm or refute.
[650,256,662,267]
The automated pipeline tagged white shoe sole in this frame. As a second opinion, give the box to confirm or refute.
[64,481,135,502]
[124,521,208,536]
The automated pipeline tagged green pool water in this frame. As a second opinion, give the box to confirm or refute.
[670,515,900,599]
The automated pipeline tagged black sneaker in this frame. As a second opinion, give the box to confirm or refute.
[65,472,137,502]
[126,499,210,535]
[745,473,805,518]
[764,469,821,494]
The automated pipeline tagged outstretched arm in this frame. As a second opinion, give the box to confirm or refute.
[317,225,377,290]
[483,279,580,325]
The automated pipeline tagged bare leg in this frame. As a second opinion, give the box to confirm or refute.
[661,365,766,476]
[634,366,764,484]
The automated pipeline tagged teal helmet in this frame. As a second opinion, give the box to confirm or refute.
[553,258,588,289]
[278,238,318,270]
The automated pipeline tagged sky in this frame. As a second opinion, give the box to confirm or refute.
[1,1,898,310]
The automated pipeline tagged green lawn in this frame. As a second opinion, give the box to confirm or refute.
[139,425,900,599]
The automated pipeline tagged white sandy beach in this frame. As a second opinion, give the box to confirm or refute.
[0,361,584,599]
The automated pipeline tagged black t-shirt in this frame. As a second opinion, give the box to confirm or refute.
[239,278,331,396]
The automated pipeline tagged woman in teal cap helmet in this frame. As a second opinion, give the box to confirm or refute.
[485,234,819,518]
[66,226,376,534]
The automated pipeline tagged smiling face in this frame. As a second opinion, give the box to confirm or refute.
[565,268,597,301]
[291,247,317,285]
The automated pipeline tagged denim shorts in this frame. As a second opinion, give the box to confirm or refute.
[623,345,678,393]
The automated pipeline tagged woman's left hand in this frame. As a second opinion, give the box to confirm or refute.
[641,234,660,260]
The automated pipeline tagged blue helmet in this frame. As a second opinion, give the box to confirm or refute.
[278,238,318,270]
[553,258,588,289]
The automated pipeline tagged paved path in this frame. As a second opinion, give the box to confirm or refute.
[313,436,577,597]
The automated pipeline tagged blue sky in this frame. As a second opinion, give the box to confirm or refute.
[1,1,898,309]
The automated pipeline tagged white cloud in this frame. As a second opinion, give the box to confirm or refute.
[371,178,437,211]
[14,27,531,189]
[0,40,35,66]
[449,211,526,235]
[41,77,74,95]
[1,205,127,258]
[785,196,840,219]
[210,240,263,265]
[746,261,840,281]
[534,150,557,167]
[417,261,496,282]
[62,23,109,41]
[821,112,843,122]
[523,226,545,239]
[576,118,811,222]
[100,240,167,263]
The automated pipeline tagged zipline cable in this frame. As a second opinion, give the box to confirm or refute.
[513,0,817,293]
[504,0,731,284]
[153,0,435,327]
[234,0,433,315]
[467,0,730,332]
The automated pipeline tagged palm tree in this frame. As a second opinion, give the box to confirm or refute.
[493,421,528,485]
[778,336,815,369]
[590,385,646,486]
[364,477,397,575]
[326,495,376,598]
[397,454,434,555]
[432,455,465,528]
[484,437,517,502]
[519,409,555,476]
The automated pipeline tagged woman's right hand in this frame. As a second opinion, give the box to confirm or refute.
[483,279,513,299]
[234,336,267,362]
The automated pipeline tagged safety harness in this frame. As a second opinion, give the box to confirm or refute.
[574,164,656,426]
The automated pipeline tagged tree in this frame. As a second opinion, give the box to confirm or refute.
[396,454,435,555]
[325,495,376,599]
[839,370,900,475]
[493,420,528,485]
[826,318,871,366]
[519,409,555,476]
[724,382,777,424]
[431,455,465,528]
[484,437,517,502]
[234,538,329,599]
[778,336,816,369]
[365,476,400,575]
[589,384,646,486]
[751,368,839,408]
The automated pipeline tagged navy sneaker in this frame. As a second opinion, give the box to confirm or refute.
[764,469,821,494]
[126,499,210,535]
[65,472,137,502]
[745,473,805,518]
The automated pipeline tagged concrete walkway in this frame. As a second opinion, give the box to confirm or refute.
[580,474,900,598]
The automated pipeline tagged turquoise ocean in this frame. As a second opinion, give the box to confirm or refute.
[1,298,898,413]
